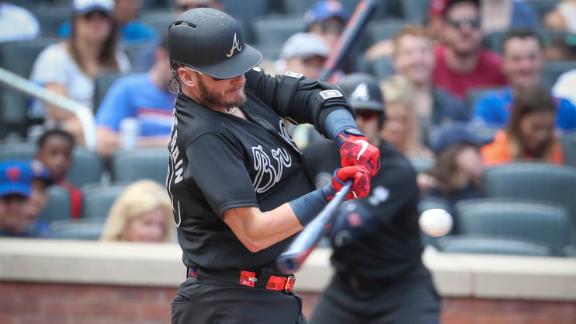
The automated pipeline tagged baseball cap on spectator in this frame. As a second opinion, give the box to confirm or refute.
[280,33,329,60]
[305,0,349,29]
[74,0,114,15]
[0,161,33,198]
[430,123,492,154]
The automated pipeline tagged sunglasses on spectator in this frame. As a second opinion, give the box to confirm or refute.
[447,18,480,30]
[355,110,380,121]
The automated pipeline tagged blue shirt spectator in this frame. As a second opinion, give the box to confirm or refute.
[473,86,576,131]
[96,73,175,136]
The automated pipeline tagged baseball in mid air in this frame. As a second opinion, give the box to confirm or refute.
[419,209,453,237]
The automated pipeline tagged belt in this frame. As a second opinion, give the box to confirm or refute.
[187,266,296,293]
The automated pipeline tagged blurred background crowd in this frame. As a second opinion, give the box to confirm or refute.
[0,0,575,257]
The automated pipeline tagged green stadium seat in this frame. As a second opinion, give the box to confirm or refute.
[38,186,72,223]
[112,148,168,184]
[81,184,126,220]
[49,219,105,241]
[437,235,552,256]
[562,132,576,167]
[455,198,573,255]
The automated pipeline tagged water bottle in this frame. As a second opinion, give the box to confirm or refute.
[120,118,140,150]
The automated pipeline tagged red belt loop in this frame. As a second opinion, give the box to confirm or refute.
[266,274,296,293]
[239,270,258,288]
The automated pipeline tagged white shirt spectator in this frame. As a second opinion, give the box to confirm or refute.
[0,2,39,42]
[553,69,576,106]
[30,43,131,117]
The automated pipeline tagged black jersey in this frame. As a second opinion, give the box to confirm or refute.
[166,68,351,271]
[303,138,424,279]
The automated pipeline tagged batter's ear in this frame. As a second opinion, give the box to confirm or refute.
[177,67,196,87]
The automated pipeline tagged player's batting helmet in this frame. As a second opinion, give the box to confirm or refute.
[167,8,262,79]
[337,73,386,126]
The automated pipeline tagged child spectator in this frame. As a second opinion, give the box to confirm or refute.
[34,129,83,220]
[100,180,172,242]
[30,0,131,144]
[481,86,565,165]
[0,161,50,237]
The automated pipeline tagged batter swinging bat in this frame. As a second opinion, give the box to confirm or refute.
[319,0,379,81]
[277,182,352,274]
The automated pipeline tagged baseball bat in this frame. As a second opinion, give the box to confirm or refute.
[319,0,379,81]
[276,181,352,274]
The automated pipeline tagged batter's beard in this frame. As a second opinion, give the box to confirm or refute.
[197,78,247,110]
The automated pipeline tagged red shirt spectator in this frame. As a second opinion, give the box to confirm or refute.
[433,45,507,98]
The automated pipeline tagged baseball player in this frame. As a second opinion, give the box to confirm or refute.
[305,73,441,324]
[165,8,380,324]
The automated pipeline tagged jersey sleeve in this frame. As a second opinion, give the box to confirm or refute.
[472,92,505,127]
[95,78,135,131]
[244,68,353,137]
[184,133,258,218]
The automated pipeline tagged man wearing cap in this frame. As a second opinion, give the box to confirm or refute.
[165,8,380,324]
[304,73,440,324]
[278,32,329,80]
[0,161,50,237]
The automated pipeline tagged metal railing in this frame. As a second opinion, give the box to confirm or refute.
[0,67,96,150]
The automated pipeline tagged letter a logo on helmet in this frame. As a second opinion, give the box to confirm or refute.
[226,33,242,58]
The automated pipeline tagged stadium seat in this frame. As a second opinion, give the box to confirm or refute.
[68,148,103,187]
[484,162,576,226]
[455,198,573,255]
[541,61,576,91]
[38,186,72,223]
[139,10,172,36]
[402,0,429,24]
[367,19,408,43]
[0,38,59,134]
[93,71,124,113]
[49,219,106,241]
[251,15,305,46]
[0,142,35,161]
[437,235,553,256]
[32,5,73,37]
[81,184,126,220]
[562,132,576,167]
[111,148,169,184]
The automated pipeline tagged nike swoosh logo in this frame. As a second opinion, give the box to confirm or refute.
[357,140,369,160]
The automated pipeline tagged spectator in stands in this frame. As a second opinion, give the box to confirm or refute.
[0,0,39,42]
[96,36,175,159]
[100,180,172,242]
[544,0,576,34]
[427,0,538,39]
[543,34,576,61]
[0,160,50,237]
[432,0,507,99]
[34,129,83,220]
[391,26,469,134]
[421,123,489,215]
[481,86,565,165]
[473,30,576,131]
[381,76,433,160]
[304,0,359,74]
[553,69,576,105]
[30,0,131,144]
[26,160,54,221]
[276,32,329,80]
[59,0,157,44]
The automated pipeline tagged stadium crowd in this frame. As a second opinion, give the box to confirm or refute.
[1,0,575,255]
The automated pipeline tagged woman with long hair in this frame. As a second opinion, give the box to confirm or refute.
[31,0,131,143]
[100,180,173,242]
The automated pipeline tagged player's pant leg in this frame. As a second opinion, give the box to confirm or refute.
[310,276,362,324]
[172,279,306,324]
[370,275,441,324]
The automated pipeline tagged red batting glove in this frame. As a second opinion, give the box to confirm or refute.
[336,129,380,176]
[328,166,371,200]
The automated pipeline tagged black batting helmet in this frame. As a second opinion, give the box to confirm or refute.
[167,8,262,79]
[338,73,386,125]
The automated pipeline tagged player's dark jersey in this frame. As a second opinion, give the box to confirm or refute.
[166,68,351,271]
[303,138,424,279]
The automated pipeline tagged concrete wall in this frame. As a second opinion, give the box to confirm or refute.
[1,239,575,323]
